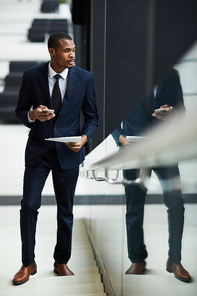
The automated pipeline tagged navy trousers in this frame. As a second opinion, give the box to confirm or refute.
[20,147,79,266]
[124,165,184,265]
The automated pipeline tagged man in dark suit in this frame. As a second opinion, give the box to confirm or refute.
[13,32,98,285]
[112,68,191,282]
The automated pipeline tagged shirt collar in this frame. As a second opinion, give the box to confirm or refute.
[48,62,69,80]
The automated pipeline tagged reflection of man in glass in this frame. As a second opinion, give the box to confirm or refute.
[112,68,191,282]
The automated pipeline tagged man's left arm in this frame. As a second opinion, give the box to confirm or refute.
[66,74,99,153]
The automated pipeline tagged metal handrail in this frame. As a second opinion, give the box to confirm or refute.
[81,110,197,185]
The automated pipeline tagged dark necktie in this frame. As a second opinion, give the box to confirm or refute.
[51,74,62,117]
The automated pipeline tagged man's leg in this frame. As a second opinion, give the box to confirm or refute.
[52,164,79,266]
[154,166,191,282]
[124,169,150,267]
[154,166,184,263]
[13,160,50,285]
[21,163,50,266]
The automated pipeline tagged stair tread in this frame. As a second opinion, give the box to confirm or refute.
[0,274,101,289]
[2,283,104,296]
[112,281,196,295]
[69,260,97,268]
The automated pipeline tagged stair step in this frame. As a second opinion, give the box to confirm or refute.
[69,260,97,268]
[69,254,95,261]
[72,249,93,255]
[73,266,99,275]
[17,274,101,287]
[2,283,104,296]
[21,267,100,280]
[112,279,197,295]
[36,254,95,267]
[73,243,92,250]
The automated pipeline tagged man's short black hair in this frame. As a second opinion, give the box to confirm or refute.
[48,32,73,49]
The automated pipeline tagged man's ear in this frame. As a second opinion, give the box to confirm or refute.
[48,48,55,56]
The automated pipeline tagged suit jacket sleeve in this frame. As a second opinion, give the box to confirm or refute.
[15,71,34,129]
[80,74,99,143]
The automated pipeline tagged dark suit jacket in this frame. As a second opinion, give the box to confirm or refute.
[15,62,99,170]
[112,68,185,146]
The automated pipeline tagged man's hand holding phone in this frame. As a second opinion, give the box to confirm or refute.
[152,104,176,121]
[29,105,55,122]
[42,108,55,115]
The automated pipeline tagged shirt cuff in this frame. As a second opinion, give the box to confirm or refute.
[28,111,35,123]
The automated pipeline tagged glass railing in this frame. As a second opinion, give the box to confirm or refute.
[80,44,197,295]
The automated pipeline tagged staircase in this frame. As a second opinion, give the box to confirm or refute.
[0,206,106,296]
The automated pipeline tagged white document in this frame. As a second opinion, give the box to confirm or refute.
[45,136,81,143]
[126,136,147,143]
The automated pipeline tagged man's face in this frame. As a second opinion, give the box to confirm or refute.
[49,38,76,71]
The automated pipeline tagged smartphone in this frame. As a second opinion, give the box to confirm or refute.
[154,108,169,113]
[42,108,54,114]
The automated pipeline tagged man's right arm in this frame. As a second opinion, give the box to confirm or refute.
[15,71,54,127]
[15,71,34,127]
[111,124,130,147]
[28,106,55,122]
[118,134,130,146]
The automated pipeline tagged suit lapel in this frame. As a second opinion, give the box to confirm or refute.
[63,66,78,103]
[38,62,53,108]
[155,83,163,99]
[153,82,166,109]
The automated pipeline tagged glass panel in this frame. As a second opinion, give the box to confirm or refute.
[82,135,125,295]
[82,41,197,295]
[117,43,197,295]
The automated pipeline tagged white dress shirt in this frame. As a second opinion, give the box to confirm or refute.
[48,62,68,99]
